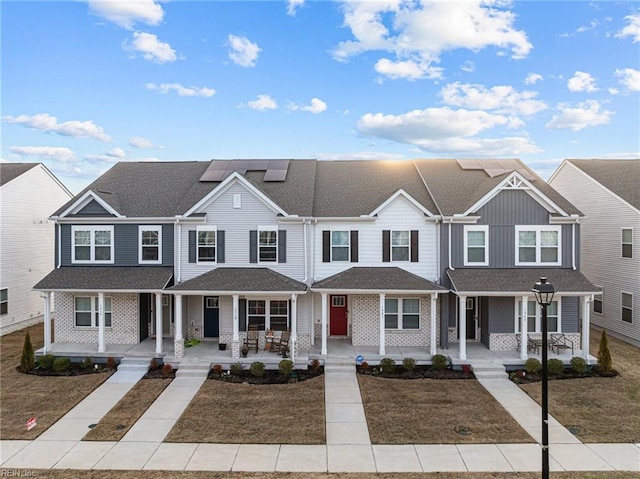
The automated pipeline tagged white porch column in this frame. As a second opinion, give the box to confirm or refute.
[98,292,106,353]
[321,293,328,355]
[232,295,239,341]
[458,295,467,360]
[582,295,591,362]
[155,292,163,354]
[379,293,386,355]
[430,293,438,356]
[174,295,184,358]
[42,292,52,353]
[290,293,298,360]
[520,295,528,360]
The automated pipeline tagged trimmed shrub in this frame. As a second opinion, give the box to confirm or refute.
[80,357,94,371]
[310,359,321,371]
[211,364,223,375]
[149,358,159,371]
[597,330,612,372]
[379,357,396,373]
[279,359,294,376]
[161,363,173,376]
[402,357,416,371]
[20,332,35,372]
[525,358,542,374]
[106,356,117,370]
[547,358,564,375]
[360,361,370,370]
[37,354,55,370]
[53,357,71,373]
[570,356,588,374]
[230,362,245,375]
[431,354,448,371]
[250,361,265,377]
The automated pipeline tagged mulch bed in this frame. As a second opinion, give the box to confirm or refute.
[357,364,474,380]
[208,367,323,384]
[509,367,619,384]
[144,368,178,379]
[18,364,114,376]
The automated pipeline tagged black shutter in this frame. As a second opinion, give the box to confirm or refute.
[411,230,419,262]
[188,230,196,263]
[278,230,286,263]
[249,230,257,263]
[350,230,359,262]
[382,230,391,262]
[217,230,225,263]
[239,299,247,332]
[323,231,331,262]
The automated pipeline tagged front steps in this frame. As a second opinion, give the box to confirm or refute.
[324,359,356,374]
[117,357,151,374]
[175,362,211,378]
[471,362,508,379]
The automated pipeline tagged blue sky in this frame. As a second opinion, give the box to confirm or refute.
[2,0,639,193]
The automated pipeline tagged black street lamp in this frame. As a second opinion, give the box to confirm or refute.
[532,276,555,479]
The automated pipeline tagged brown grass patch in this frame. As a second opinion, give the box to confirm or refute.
[520,328,640,443]
[83,378,172,441]
[165,376,325,444]
[0,323,111,440]
[359,375,533,444]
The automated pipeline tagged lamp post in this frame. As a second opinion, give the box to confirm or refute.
[532,276,555,479]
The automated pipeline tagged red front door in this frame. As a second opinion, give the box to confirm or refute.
[329,295,348,336]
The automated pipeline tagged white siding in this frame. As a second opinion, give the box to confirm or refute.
[550,162,640,343]
[0,165,73,334]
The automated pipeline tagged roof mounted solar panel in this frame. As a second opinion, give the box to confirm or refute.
[200,159,292,182]
[264,160,290,181]
[456,158,535,181]
[199,160,231,182]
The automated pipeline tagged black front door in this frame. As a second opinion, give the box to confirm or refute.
[466,297,476,340]
[204,296,219,338]
[139,293,151,341]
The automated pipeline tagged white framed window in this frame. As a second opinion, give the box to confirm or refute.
[391,231,410,261]
[258,228,277,262]
[72,226,114,263]
[205,297,219,308]
[515,298,561,333]
[593,288,603,314]
[515,226,561,265]
[74,296,112,328]
[331,231,350,261]
[622,228,633,259]
[197,226,216,263]
[139,226,162,264]
[247,299,289,331]
[0,288,7,315]
[622,292,633,324]
[464,225,489,266]
[385,298,420,330]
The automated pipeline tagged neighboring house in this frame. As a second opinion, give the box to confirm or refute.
[34,158,597,361]
[0,163,73,335]
[549,159,640,347]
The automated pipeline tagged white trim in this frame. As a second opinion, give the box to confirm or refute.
[138,225,162,265]
[196,225,217,264]
[515,225,562,266]
[515,296,562,333]
[621,291,634,324]
[593,286,603,315]
[0,288,8,316]
[73,295,112,329]
[258,227,278,263]
[58,190,123,218]
[246,298,290,330]
[311,288,443,295]
[463,225,489,266]
[71,225,115,264]
[330,230,350,262]
[384,297,421,330]
[369,189,435,217]
[621,227,634,259]
[390,230,411,262]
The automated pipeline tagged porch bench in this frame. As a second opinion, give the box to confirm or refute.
[550,333,574,355]
[515,334,540,354]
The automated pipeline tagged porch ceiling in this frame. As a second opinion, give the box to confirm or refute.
[34,266,174,292]
[311,267,446,293]
[169,267,307,294]
[447,268,600,296]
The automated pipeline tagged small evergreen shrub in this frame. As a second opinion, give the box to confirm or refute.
[547,358,564,375]
[53,357,71,373]
[525,358,542,374]
[211,364,223,375]
[149,358,159,371]
[597,330,612,372]
[230,362,245,375]
[80,357,94,371]
[570,356,588,374]
[402,357,416,371]
[431,354,448,371]
[106,356,117,370]
[37,354,55,370]
[20,332,35,372]
[379,357,396,373]
[279,359,294,376]
[161,363,173,376]
[250,361,265,377]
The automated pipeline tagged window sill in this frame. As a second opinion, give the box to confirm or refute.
[73,327,113,330]
[385,328,422,332]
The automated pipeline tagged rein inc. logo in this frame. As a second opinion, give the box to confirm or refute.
[1,470,38,477]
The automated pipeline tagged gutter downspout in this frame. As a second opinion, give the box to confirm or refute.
[176,217,182,283]
[448,219,455,271]
[56,220,61,268]
[572,220,578,270]
[303,220,308,283]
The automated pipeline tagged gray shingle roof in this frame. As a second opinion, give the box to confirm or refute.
[0,163,38,187]
[312,267,446,292]
[447,268,599,294]
[34,267,174,291]
[170,268,307,293]
[567,159,640,210]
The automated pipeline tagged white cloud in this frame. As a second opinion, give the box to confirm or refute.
[461,61,475,73]
[124,32,177,63]
[287,0,304,16]
[616,14,640,42]
[524,73,543,84]
[88,0,164,30]
[567,71,599,92]
[440,82,547,116]
[227,34,261,67]
[10,146,77,162]
[290,98,328,114]
[316,151,406,161]
[129,136,158,148]
[106,147,126,158]
[3,113,111,142]
[546,100,613,131]
[146,82,215,97]
[246,94,278,111]
[615,68,640,91]
[374,58,441,80]
[333,1,531,80]
[84,153,159,163]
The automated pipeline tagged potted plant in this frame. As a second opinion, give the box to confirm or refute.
[218,342,227,351]
[241,345,249,358]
